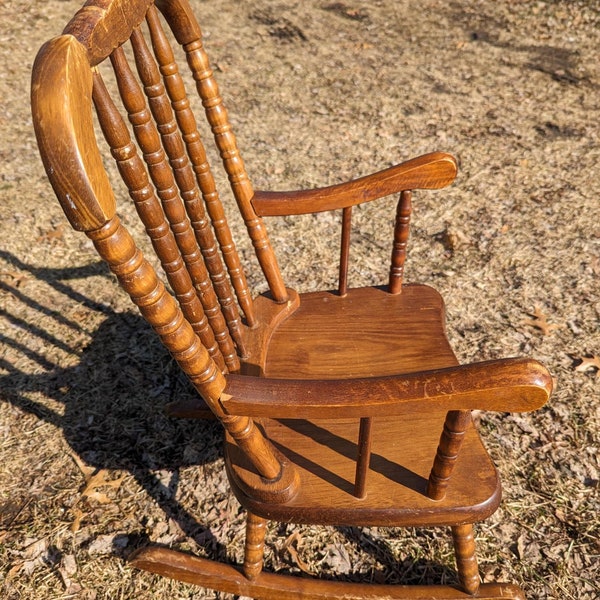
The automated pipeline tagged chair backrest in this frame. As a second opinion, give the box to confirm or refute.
[34,0,291,366]
[32,0,294,488]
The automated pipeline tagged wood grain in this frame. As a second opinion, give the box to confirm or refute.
[32,35,116,231]
[130,546,527,599]
[92,70,226,371]
[146,5,255,326]
[32,3,552,598]
[252,152,457,216]
[158,0,289,302]
[226,412,501,527]
[262,285,456,379]
[224,357,552,419]
[63,0,153,65]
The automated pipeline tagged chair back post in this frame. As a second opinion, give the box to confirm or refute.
[86,214,285,481]
[91,69,228,372]
[145,4,256,329]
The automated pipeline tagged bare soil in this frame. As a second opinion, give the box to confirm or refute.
[1,1,599,599]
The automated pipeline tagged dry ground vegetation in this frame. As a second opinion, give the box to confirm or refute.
[0,0,599,598]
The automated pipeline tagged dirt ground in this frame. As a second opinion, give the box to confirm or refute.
[1,0,599,598]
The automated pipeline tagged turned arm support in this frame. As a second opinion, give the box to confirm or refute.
[251,152,457,216]
[221,358,552,419]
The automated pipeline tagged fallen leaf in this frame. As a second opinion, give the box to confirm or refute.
[83,490,112,504]
[70,507,84,533]
[36,224,64,243]
[521,307,561,335]
[574,355,600,378]
[58,553,79,591]
[88,533,129,555]
[22,537,49,560]
[71,454,126,504]
[279,531,312,574]
[82,470,125,497]
[71,453,95,479]
[0,270,28,287]
[7,537,51,580]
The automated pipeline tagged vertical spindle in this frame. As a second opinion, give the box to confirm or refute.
[338,206,352,296]
[354,416,373,499]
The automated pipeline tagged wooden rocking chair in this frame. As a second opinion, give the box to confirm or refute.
[31,1,552,598]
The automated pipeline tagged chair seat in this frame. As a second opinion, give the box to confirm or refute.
[226,284,501,527]
[226,413,500,527]
[263,284,458,378]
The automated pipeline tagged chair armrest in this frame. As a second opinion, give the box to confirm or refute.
[221,358,552,418]
[251,152,457,216]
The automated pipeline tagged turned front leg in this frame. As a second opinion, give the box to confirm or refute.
[243,512,268,580]
[452,523,480,595]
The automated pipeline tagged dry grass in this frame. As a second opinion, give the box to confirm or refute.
[1,0,599,598]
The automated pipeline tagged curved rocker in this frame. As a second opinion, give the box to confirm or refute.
[130,546,526,600]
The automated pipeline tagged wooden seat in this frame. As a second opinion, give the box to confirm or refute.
[226,413,501,527]
[263,285,456,378]
[31,1,553,599]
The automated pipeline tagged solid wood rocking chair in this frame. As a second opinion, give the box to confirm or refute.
[31,1,552,598]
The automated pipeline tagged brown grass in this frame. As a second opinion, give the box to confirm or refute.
[1,0,599,598]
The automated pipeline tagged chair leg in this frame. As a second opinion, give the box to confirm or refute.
[243,511,268,580]
[451,523,480,595]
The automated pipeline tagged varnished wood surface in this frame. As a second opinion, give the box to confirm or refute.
[32,35,116,231]
[92,70,227,371]
[130,546,526,600]
[226,411,501,527]
[32,1,552,596]
[223,357,552,419]
[252,152,457,216]
[452,524,480,595]
[166,290,301,418]
[263,285,456,379]
[63,0,153,66]
[240,290,300,375]
[146,5,255,326]
[159,0,289,302]
[388,190,413,293]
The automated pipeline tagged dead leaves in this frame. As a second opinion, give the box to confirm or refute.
[278,530,312,574]
[6,537,52,580]
[520,308,598,380]
[0,269,28,288]
[69,453,126,532]
[521,306,562,336]
[36,223,64,244]
[323,3,369,22]
[574,355,600,379]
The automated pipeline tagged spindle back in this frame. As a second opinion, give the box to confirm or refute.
[32,0,296,482]
[34,0,293,376]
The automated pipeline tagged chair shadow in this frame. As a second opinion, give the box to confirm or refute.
[0,250,226,559]
[336,525,460,587]
[1,249,460,584]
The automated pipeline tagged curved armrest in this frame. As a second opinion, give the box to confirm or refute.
[222,358,552,419]
[251,151,457,216]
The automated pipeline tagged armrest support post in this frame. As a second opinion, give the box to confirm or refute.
[388,190,412,294]
[338,206,352,296]
[426,409,473,501]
